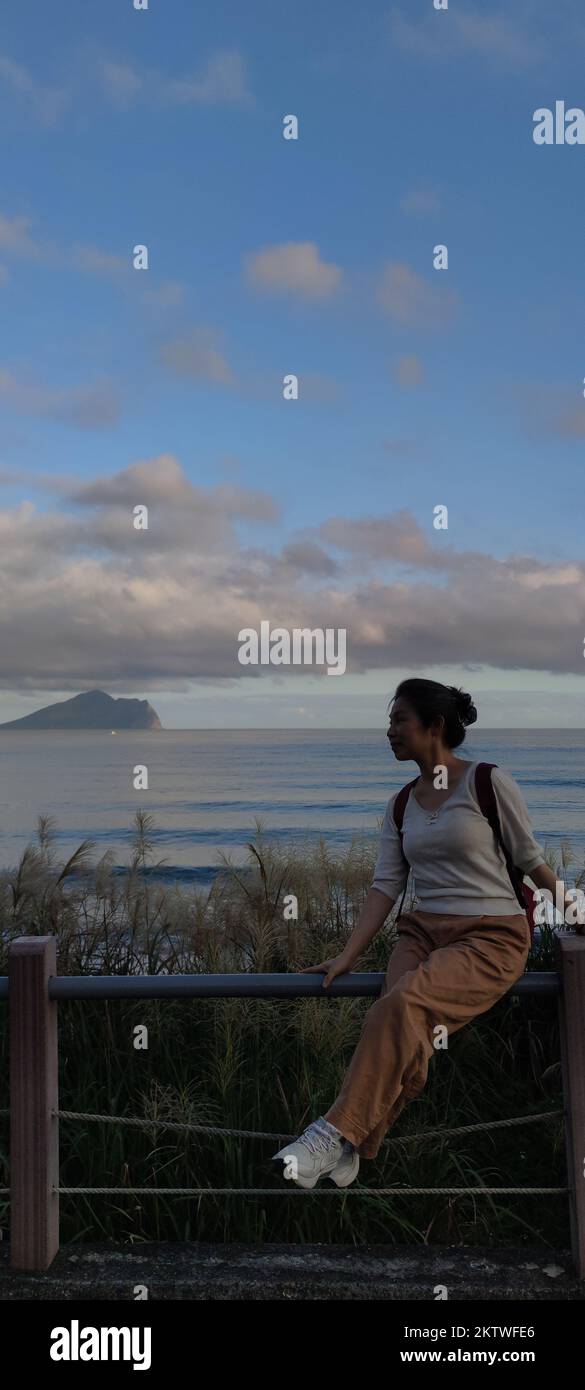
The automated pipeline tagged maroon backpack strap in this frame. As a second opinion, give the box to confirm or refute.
[474,761,498,821]
[391,778,418,919]
[392,778,419,860]
[474,762,526,914]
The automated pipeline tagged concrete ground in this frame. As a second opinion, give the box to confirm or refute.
[0,1242,583,1299]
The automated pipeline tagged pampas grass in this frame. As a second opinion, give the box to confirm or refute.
[0,811,573,1250]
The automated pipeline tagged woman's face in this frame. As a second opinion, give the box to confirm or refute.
[387,696,440,761]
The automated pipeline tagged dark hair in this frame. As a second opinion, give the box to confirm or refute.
[389,678,478,749]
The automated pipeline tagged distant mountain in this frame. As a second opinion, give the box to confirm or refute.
[0,689,163,731]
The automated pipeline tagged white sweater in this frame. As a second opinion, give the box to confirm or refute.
[371,760,545,915]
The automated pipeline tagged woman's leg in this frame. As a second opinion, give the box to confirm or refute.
[324,911,434,1151]
[324,911,530,1160]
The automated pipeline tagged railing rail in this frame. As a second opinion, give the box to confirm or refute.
[0,970,562,1000]
[1,934,584,1278]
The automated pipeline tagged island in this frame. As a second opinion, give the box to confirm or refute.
[0,689,163,731]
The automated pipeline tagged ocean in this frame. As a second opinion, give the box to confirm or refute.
[0,728,583,885]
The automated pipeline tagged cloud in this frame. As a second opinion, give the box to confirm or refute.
[0,46,252,129]
[61,457,279,558]
[452,10,544,66]
[378,261,458,328]
[142,280,185,309]
[99,49,252,108]
[516,565,582,591]
[70,246,185,306]
[0,215,124,278]
[280,542,339,576]
[99,61,144,107]
[19,457,279,569]
[392,355,424,387]
[244,242,342,301]
[71,243,186,307]
[71,245,128,278]
[160,330,235,385]
[160,336,339,402]
[318,510,434,566]
[0,212,47,260]
[0,53,70,125]
[511,383,585,441]
[554,409,585,439]
[389,5,545,69]
[0,213,185,309]
[0,369,122,429]
[400,186,442,215]
[0,469,583,689]
[165,50,252,105]
[0,466,27,486]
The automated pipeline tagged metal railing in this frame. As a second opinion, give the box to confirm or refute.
[1,934,584,1276]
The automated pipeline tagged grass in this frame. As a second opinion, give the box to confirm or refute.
[0,810,579,1251]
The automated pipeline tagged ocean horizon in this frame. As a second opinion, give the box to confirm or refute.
[0,727,582,885]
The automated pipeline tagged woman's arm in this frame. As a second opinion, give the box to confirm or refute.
[370,793,410,901]
[341,886,397,966]
[490,769,584,931]
[490,767,545,874]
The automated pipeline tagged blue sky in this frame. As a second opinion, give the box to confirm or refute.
[0,0,584,727]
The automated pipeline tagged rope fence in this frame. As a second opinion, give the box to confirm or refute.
[2,936,584,1275]
[53,1104,564,1144]
[0,1104,566,1197]
[1,1103,563,1140]
[0,1189,570,1197]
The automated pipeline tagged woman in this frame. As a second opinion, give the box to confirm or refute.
[272,678,574,1190]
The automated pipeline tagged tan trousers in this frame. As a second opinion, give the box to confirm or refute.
[324,908,531,1160]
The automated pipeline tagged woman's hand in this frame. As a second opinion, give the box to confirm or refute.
[298,889,392,987]
[300,951,354,989]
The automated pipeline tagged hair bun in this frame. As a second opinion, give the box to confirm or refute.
[450,686,477,727]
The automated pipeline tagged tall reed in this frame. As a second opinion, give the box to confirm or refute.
[0,812,575,1250]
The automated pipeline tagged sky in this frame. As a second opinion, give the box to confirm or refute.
[0,0,584,728]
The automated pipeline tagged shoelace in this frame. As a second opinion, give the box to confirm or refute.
[299,1124,340,1156]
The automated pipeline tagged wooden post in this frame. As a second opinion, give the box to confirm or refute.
[555,934,585,1280]
[9,936,59,1272]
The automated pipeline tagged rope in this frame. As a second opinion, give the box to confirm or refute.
[0,1102,566,1200]
[0,1106,565,1200]
[53,1107,562,1144]
[53,1185,567,1196]
[0,1109,564,1201]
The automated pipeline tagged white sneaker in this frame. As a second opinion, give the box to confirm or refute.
[271,1118,360,1190]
